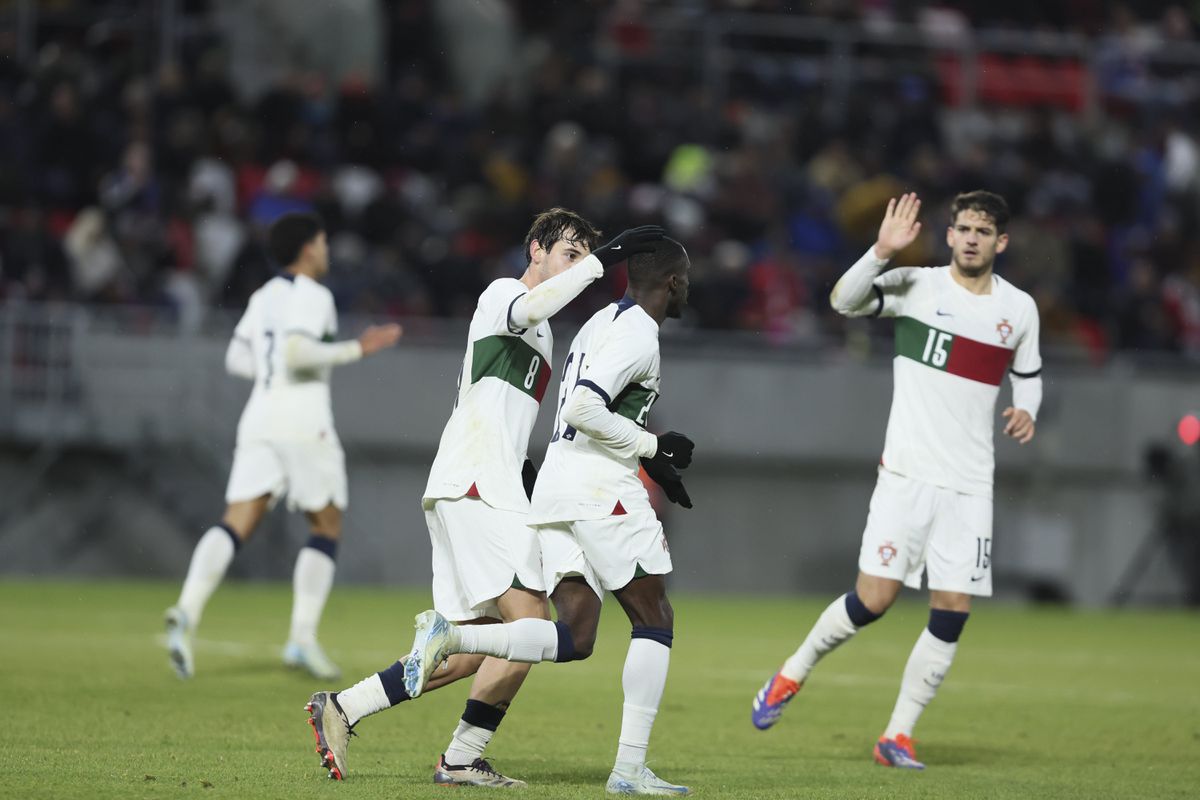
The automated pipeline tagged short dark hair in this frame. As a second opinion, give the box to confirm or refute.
[522,207,602,265]
[950,190,1010,232]
[268,212,324,267]
[628,237,688,290]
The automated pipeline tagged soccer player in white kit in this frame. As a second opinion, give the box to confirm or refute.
[403,238,697,796]
[304,210,666,785]
[750,191,1043,769]
[163,212,402,681]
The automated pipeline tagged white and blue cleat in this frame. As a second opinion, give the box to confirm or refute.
[283,640,342,681]
[164,606,194,679]
[606,765,690,796]
[403,609,455,698]
[873,734,925,770]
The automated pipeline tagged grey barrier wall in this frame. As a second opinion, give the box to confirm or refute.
[2,324,1195,606]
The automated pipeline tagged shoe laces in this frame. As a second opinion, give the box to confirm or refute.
[470,757,501,776]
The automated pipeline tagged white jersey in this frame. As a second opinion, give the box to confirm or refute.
[532,298,661,524]
[873,265,1042,497]
[232,273,342,444]
[423,278,554,513]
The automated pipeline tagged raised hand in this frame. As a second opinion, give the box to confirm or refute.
[592,225,666,269]
[874,193,922,261]
[358,323,403,356]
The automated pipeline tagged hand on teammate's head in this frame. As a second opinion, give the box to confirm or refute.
[593,225,666,269]
[359,323,403,356]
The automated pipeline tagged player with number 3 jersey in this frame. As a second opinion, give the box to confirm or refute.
[751,190,1043,771]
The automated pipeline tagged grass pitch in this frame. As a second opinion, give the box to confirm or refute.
[2,580,1197,799]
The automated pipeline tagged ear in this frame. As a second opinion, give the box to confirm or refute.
[528,239,543,265]
[995,232,1009,254]
[946,225,955,248]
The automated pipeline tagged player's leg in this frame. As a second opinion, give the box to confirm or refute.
[165,493,271,679]
[435,587,551,788]
[405,521,597,697]
[876,488,988,769]
[605,572,689,795]
[754,469,932,729]
[281,502,342,679]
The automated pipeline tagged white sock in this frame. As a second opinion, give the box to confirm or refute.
[455,618,558,663]
[176,526,237,627]
[289,543,336,646]
[443,720,494,766]
[614,637,670,771]
[884,628,958,739]
[780,594,861,683]
[336,674,391,727]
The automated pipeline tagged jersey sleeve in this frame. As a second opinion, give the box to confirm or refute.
[1010,295,1042,377]
[872,267,921,318]
[286,283,336,341]
[477,279,532,337]
[575,323,653,408]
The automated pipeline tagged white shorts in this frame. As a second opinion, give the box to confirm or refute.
[225,439,347,512]
[426,496,545,622]
[538,510,674,599]
[858,468,994,597]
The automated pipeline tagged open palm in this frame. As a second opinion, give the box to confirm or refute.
[875,193,922,260]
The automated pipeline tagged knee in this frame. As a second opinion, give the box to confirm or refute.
[311,523,341,540]
[566,621,598,660]
[642,595,674,632]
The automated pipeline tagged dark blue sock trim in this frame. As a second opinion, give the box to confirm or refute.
[378,659,410,705]
[928,609,970,643]
[844,591,883,627]
[553,620,577,662]
[631,626,674,648]
[216,523,242,552]
[462,699,506,732]
[305,534,338,561]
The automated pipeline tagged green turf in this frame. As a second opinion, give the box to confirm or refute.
[2,580,1197,799]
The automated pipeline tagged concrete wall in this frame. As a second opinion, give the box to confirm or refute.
[4,326,1195,606]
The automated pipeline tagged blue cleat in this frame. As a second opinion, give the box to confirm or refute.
[404,610,455,698]
[605,765,690,795]
[751,671,801,730]
[873,734,925,769]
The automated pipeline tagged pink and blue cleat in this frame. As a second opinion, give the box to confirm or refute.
[873,733,925,769]
[751,671,801,730]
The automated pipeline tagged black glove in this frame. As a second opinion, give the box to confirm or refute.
[640,457,693,509]
[522,458,538,500]
[592,225,666,269]
[646,431,694,470]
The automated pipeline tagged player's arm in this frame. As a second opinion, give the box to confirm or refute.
[1003,299,1043,445]
[224,334,255,380]
[283,288,401,368]
[830,192,921,318]
[224,302,256,380]
[507,226,665,331]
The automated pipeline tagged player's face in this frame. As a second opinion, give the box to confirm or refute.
[665,259,691,319]
[947,209,1007,277]
[307,232,330,277]
[533,230,590,282]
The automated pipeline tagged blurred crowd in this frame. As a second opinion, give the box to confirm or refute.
[3,0,1200,360]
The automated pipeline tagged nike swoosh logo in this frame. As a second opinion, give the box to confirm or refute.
[661,451,673,458]
[611,245,622,250]
[936,309,953,316]
[536,331,544,337]
[970,574,985,582]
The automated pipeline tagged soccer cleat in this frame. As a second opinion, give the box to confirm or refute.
[164,606,194,679]
[873,733,925,769]
[606,765,691,796]
[283,640,342,681]
[403,610,454,698]
[751,671,801,730]
[305,691,355,780]
[433,754,527,788]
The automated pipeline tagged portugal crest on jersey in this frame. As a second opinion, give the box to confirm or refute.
[996,318,1013,344]
[878,541,898,567]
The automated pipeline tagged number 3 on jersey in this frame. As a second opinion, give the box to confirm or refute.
[550,351,583,443]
